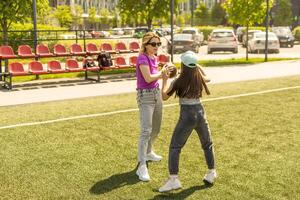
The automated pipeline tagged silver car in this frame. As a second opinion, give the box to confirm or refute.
[207,29,238,54]
[247,32,280,53]
[168,33,200,54]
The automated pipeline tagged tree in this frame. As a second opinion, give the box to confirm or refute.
[88,7,98,29]
[194,3,210,26]
[211,3,227,25]
[72,5,84,29]
[37,0,52,25]
[99,8,110,29]
[53,5,73,28]
[223,0,274,59]
[272,0,293,26]
[0,0,31,43]
[118,0,181,29]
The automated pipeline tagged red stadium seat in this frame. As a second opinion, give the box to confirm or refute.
[0,46,17,59]
[158,54,170,65]
[115,42,130,53]
[28,61,48,74]
[114,56,131,69]
[8,62,28,76]
[70,43,86,56]
[18,45,35,58]
[53,44,70,56]
[4,62,29,89]
[129,41,140,52]
[36,44,53,57]
[65,59,85,72]
[100,43,116,54]
[129,56,138,67]
[86,43,101,55]
[47,60,66,73]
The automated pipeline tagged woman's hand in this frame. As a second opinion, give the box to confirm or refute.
[161,65,169,80]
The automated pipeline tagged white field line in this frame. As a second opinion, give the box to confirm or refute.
[0,85,299,130]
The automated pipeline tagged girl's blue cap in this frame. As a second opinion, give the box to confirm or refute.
[180,51,198,68]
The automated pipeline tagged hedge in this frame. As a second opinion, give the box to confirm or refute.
[293,26,300,41]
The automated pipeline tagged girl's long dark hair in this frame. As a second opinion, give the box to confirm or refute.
[168,63,210,98]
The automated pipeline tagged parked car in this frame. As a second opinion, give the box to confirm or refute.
[242,30,262,47]
[272,27,295,47]
[133,27,149,38]
[168,33,201,54]
[207,29,238,54]
[247,32,280,53]
[90,30,110,38]
[123,27,134,35]
[112,28,124,35]
[182,27,204,45]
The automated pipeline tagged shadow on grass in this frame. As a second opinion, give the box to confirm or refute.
[89,165,139,195]
[150,184,212,200]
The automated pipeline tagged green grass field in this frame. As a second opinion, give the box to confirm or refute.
[0,76,300,199]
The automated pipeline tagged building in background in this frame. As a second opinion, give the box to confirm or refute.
[49,0,118,14]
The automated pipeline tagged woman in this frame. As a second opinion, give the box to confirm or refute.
[135,32,167,182]
[159,51,216,192]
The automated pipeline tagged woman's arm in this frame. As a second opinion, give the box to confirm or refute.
[197,64,211,83]
[139,65,165,83]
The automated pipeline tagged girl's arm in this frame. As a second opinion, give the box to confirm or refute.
[161,74,173,101]
[139,65,165,83]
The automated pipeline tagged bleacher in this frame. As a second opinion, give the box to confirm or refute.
[0,42,170,89]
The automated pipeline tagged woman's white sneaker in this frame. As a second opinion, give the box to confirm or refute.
[136,164,150,181]
[203,169,217,184]
[146,151,162,162]
[159,176,182,192]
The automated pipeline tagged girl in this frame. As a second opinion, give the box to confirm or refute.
[159,51,216,192]
[135,32,168,182]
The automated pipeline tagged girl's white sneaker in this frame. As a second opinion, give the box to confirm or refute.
[159,176,182,192]
[203,169,217,184]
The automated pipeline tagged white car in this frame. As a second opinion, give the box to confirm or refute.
[242,30,262,47]
[182,27,204,45]
[112,28,124,35]
[247,32,280,53]
[207,29,238,54]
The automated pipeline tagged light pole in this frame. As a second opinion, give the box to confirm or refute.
[170,0,174,62]
[191,0,194,27]
[32,0,38,56]
[264,0,269,62]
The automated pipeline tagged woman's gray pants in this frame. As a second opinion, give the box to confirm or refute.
[137,87,162,164]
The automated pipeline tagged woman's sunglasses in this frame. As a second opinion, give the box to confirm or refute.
[147,42,162,47]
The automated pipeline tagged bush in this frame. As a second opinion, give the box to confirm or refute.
[293,26,300,41]
[0,23,64,52]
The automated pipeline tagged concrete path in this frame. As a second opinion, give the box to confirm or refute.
[0,60,300,107]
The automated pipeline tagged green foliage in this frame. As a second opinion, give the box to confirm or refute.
[37,0,52,25]
[272,0,293,26]
[118,0,176,29]
[293,26,300,41]
[72,5,84,29]
[194,3,210,26]
[0,23,63,50]
[0,0,32,42]
[211,3,227,25]
[223,0,273,26]
[88,7,98,28]
[99,8,110,29]
[53,6,73,28]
